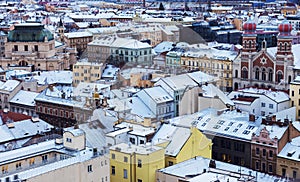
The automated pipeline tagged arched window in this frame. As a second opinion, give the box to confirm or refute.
[279,43,282,51]
[249,41,252,49]
[268,68,273,82]
[262,68,266,81]
[277,71,283,82]
[255,68,259,80]
[262,40,266,49]
[242,67,248,79]
[284,43,287,52]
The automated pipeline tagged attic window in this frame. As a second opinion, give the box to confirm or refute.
[228,122,233,126]
[237,124,243,128]
[287,151,296,157]
[242,130,250,135]
[201,123,207,127]
[224,127,229,131]
[233,128,238,133]
[213,125,220,129]
[217,120,225,125]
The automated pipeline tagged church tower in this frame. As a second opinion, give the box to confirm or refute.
[240,19,257,80]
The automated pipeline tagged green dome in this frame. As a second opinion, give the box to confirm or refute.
[7,23,54,42]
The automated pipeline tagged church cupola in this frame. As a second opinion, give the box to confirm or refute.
[242,19,257,53]
[276,20,293,62]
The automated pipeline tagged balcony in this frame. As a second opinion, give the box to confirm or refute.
[12,51,38,58]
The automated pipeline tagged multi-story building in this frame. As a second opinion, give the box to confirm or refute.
[131,86,175,121]
[233,20,296,90]
[277,135,300,180]
[154,71,216,116]
[72,61,105,86]
[153,125,212,167]
[109,37,153,65]
[63,31,93,56]
[35,85,92,128]
[290,76,300,120]
[0,128,110,182]
[109,142,165,182]
[0,23,75,71]
[180,46,236,92]
[250,115,297,175]
[0,80,22,110]
[9,90,39,116]
[87,36,116,63]
[228,87,290,116]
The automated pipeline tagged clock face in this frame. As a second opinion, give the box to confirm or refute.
[260,57,267,65]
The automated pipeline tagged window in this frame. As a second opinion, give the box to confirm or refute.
[2,165,8,174]
[255,68,259,80]
[269,104,273,109]
[282,168,286,177]
[256,148,259,155]
[138,179,142,182]
[111,153,115,159]
[261,103,265,107]
[137,159,142,168]
[123,169,127,179]
[34,45,38,51]
[293,170,297,179]
[40,155,47,164]
[111,166,115,175]
[269,164,273,173]
[140,140,144,145]
[256,161,260,170]
[292,90,295,97]
[16,162,22,170]
[262,149,266,156]
[124,157,128,163]
[168,161,173,166]
[88,165,93,172]
[130,137,135,144]
[269,150,273,158]
[66,138,72,143]
[29,158,35,166]
[14,45,18,51]
[24,45,28,51]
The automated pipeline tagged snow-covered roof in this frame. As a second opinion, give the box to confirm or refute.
[230,87,290,103]
[202,84,234,106]
[153,124,191,157]
[33,71,72,85]
[110,142,163,155]
[267,44,300,69]
[0,80,20,92]
[158,156,284,182]
[9,90,39,107]
[1,142,96,181]
[278,136,300,161]
[111,37,151,49]
[0,118,53,145]
[64,31,93,38]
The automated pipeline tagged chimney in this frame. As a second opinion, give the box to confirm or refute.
[143,117,151,127]
[31,115,39,122]
[209,159,216,168]
[48,84,54,92]
[61,92,66,99]
[249,114,255,122]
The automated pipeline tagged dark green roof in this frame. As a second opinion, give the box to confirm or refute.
[7,23,54,42]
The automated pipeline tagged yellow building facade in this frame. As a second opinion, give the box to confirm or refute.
[180,55,233,92]
[110,143,165,182]
[290,77,300,120]
[72,62,105,86]
[156,127,212,167]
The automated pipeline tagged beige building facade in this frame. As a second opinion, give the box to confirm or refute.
[0,23,76,71]
[73,61,105,86]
